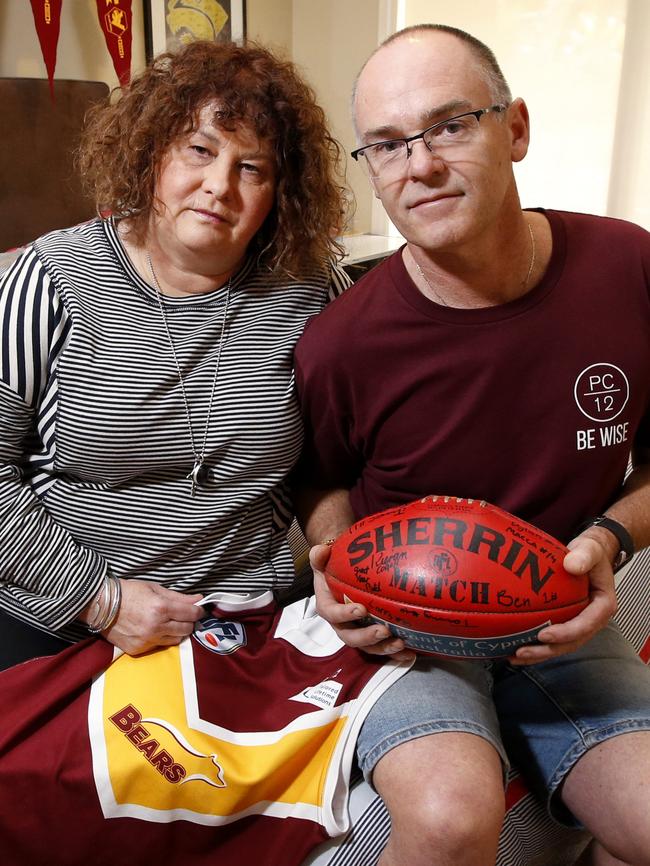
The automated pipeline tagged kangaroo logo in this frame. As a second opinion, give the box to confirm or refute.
[109,704,227,789]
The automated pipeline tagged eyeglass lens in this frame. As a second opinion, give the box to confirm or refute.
[361,111,486,178]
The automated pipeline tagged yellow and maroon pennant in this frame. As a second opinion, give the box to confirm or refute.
[95,0,133,86]
[29,0,63,100]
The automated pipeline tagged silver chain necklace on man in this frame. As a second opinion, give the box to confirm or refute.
[413,219,536,306]
[146,253,231,497]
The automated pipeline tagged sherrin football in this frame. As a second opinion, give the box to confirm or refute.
[325,496,589,659]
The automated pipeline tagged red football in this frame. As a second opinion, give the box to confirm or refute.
[325,496,589,659]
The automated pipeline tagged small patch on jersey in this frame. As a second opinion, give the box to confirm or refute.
[193,616,247,655]
[289,678,343,709]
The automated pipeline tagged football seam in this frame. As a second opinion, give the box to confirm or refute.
[326,578,589,615]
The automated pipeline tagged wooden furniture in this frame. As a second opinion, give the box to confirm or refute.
[0,78,109,251]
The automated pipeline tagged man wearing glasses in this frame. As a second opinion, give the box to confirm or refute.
[295,24,650,866]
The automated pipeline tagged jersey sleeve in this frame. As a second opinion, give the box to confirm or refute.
[0,249,108,631]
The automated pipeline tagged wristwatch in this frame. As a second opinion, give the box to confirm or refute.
[580,516,635,572]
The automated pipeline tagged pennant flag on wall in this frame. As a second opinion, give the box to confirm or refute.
[96,0,133,86]
[29,0,63,100]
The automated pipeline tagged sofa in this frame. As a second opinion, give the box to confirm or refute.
[2,225,649,865]
[0,78,108,253]
[2,224,649,864]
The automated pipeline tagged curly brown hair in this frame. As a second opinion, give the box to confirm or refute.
[77,40,348,275]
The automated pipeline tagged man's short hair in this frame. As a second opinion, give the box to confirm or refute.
[353,23,512,118]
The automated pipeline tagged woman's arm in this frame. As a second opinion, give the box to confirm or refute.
[0,250,109,629]
[0,251,203,651]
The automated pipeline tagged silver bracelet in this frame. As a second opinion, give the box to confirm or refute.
[101,576,122,633]
[87,575,122,634]
[86,575,110,633]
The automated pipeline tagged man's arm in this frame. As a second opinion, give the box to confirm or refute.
[294,486,355,546]
[602,446,650,550]
[512,446,650,665]
[294,486,415,661]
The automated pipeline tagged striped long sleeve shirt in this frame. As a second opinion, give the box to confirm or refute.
[0,218,349,641]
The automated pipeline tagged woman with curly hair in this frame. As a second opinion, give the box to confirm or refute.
[0,39,350,664]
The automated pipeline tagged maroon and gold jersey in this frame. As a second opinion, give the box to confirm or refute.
[0,592,408,866]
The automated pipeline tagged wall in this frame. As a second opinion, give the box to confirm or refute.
[607,0,650,228]
[1,1,648,233]
[247,0,293,56]
[0,1,148,87]
[403,0,625,216]
[270,0,650,233]
[0,1,293,86]
[291,0,380,234]
[397,0,649,232]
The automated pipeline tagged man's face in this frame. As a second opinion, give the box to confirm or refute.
[354,32,527,253]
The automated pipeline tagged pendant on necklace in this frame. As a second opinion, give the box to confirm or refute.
[189,459,210,496]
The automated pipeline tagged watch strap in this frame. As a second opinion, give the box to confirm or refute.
[580,516,634,572]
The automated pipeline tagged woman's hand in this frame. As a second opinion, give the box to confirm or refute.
[101,579,204,655]
[310,544,415,662]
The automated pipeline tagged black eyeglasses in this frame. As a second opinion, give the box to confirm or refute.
[351,104,507,179]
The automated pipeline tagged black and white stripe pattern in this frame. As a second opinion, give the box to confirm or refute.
[496,778,590,866]
[613,548,650,654]
[0,218,349,641]
[304,772,590,866]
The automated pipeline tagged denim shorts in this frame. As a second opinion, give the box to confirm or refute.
[356,623,650,826]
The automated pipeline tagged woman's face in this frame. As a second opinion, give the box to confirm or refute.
[151,101,277,278]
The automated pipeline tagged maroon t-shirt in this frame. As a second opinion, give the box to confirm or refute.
[294,210,650,543]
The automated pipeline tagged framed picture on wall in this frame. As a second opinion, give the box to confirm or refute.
[143,0,246,61]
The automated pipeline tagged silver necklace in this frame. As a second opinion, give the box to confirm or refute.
[146,253,231,496]
[413,220,536,306]
[524,219,536,286]
[413,257,449,306]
